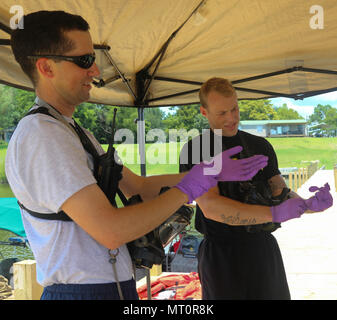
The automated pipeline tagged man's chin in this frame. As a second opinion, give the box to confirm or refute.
[78,92,91,104]
[222,127,238,137]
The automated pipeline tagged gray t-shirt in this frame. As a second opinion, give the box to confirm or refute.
[5,97,133,287]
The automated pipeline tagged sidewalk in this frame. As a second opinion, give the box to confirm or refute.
[274,169,337,300]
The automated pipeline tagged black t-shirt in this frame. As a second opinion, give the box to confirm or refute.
[179,129,280,236]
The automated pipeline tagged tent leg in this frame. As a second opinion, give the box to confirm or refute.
[137,107,146,177]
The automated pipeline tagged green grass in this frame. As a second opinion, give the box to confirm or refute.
[0,144,8,184]
[110,141,183,175]
[108,137,337,174]
[266,137,337,169]
[1,137,336,197]
[0,184,13,197]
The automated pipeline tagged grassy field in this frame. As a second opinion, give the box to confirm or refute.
[0,144,8,184]
[266,137,337,170]
[1,138,337,184]
[111,141,182,175]
[111,137,337,175]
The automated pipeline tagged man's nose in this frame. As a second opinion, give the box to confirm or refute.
[88,62,100,78]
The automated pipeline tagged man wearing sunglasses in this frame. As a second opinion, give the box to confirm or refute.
[5,10,310,300]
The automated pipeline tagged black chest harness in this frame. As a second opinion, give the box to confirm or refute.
[18,105,123,220]
[218,131,289,233]
[193,130,290,235]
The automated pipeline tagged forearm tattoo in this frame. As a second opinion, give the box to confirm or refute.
[220,212,257,225]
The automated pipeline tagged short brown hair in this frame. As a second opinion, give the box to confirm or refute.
[11,10,89,86]
[199,77,236,108]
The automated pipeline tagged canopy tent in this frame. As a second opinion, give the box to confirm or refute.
[1,0,337,107]
[0,198,25,237]
[0,0,337,176]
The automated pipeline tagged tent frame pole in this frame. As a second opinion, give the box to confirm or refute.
[0,21,12,35]
[136,107,146,177]
[135,70,147,177]
[145,66,337,103]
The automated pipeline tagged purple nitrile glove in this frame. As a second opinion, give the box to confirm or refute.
[175,146,268,203]
[204,146,268,182]
[304,183,333,212]
[271,198,308,223]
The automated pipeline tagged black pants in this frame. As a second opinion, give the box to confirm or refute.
[198,231,290,300]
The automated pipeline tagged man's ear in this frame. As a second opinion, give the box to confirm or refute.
[200,105,207,118]
[35,58,54,78]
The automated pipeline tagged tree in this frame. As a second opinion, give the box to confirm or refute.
[74,102,99,133]
[325,107,337,136]
[0,84,35,132]
[95,105,138,144]
[163,105,198,130]
[0,85,166,143]
[144,107,165,133]
[74,104,160,144]
[239,99,278,120]
[274,103,303,120]
[193,113,209,132]
[308,104,337,137]
[159,104,211,142]
[309,104,333,123]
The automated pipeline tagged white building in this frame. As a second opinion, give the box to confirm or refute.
[239,120,308,137]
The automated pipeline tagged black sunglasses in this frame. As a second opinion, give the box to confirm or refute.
[28,53,96,69]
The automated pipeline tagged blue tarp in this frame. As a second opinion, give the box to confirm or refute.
[0,198,25,237]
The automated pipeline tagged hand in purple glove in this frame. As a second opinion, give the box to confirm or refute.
[175,146,268,203]
[203,146,268,181]
[271,198,308,223]
[304,183,333,212]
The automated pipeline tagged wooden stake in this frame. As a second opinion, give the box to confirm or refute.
[288,172,293,190]
[150,264,162,277]
[13,260,43,300]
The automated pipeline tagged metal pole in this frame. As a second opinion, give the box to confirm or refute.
[146,268,152,300]
[135,69,148,177]
[137,107,146,177]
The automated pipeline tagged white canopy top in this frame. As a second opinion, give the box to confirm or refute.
[1,0,337,107]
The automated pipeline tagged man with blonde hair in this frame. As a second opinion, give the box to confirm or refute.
[179,77,333,299]
[199,77,235,106]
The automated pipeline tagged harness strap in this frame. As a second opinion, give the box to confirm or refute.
[27,106,100,169]
[27,106,79,140]
[70,120,101,172]
[17,201,72,222]
[20,106,103,222]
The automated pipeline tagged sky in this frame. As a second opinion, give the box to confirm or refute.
[270,90,337,120]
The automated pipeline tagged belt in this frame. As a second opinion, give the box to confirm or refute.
[203,225,278,244]
[244,222,281,233]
